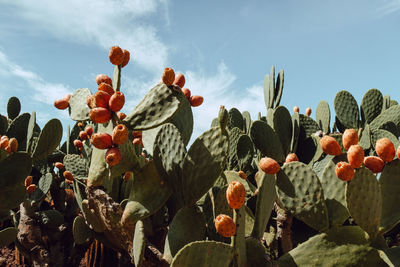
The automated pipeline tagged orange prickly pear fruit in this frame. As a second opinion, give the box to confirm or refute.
[77,122,83,128]
[79,131,88,141]
[89,107,112,124]
[335,162,354,181]
[54,97,69,110]
[117,112,127,120]
[26,184,37,194]
[364,156,385,173]
[214,214,236,237]
[63,171,74,181]
[285,153,298,163]
[96,74,112,85]
[8,137,18,153]
[123,172,132,181]
[189,95,204,107]
[238,170,247,180]
[109,92,125,112]
[91,133,113,149]
[173,73,185,88]
[182,88,191,99]
[54,162,65,170]
[98,82,115,96]
[375,138,395,162]
[73,139,83,149]
[94,90,111,109]
[162,67,175,86]
[105,147,122,166]
[347,145,364,168]
[65,179,73,185]
[259,157,280,174]
[109,46,125,65]
[342,129,358,150]
[226,181,246,210]
[112,124,129,145]
[0,136,9,149]
[86,95,96,109]
[132,138,143,146]
[293,106,299,113]
[320,136,341,156]
[121,49,130,68]
[85,126,93,136]
[25,176,33,187]
[305,107,312,116]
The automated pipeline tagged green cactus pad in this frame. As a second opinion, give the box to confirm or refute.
[370,104,400,131]
[274,69,284,108]
[390,99,398,106]
[73,216,92,244]
[26,112,40,154]
[169,96,193,146]
[0,115,8,135]
[81,199,106,232]
[122,161,172,224]
[30,173,53,203]
[383,94,390,111]
[6,112,30,149]
[0,227,17,247]
[268,66,275,108]
[228,108,244,131]
[109,137,139,179]
[359,124,372,150]
[361,88,383,124]
[164,205,206,262]
[320,155,350,226]
[242,111,251,134]
[36,210,64,229]
[7,96,21,120]
[0,183,25,214]
[270,106,292,155]
[316,100,330,133]
[250,120,284,162]
[245,237,271,267]
[227,127,242,170]
[251,171,276,239]
[112,65,121,91]
[223,171,255,194]
[380,246,400,267]
[298,114,320,138]
[263,74,271,110]
[63,154,89,179]
[379,160,400,233]
[133,220,146,267]
[32,119,63,161]
[334,90,360,129]
[346,167,382,237]
[371,129,400,151]
[278,226,386,266]
[236,134,254,172]
[181,126,229,206]
[0,152,32,188]
[379,121,399,137]
[124,83,184,130]
[232,207,247,267]
[68,88,91,121]
[276,162,329,232]
[291,112,300,153]
[170,241,234,267]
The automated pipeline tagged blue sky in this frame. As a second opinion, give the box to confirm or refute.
[0,0,400,140]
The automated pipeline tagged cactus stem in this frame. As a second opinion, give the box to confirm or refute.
[274,202,293,256]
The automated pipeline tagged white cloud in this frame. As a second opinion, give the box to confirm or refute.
[377,0,400,16]
[2,0,169,73]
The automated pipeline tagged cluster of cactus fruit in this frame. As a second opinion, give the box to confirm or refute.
[0,49,399,267]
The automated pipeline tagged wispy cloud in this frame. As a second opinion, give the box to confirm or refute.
[377,0,400,16]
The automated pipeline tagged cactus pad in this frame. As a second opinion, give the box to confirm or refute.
[270,106,292,155]
[68,88,91,121]
[32,119,63,161]
[334,90,359,129]
[7,96,21,120]
[250,120,284,162]
[73,216,92,244]
[0,227,17,247]
[316,100,330,133]
[360,88,383,124]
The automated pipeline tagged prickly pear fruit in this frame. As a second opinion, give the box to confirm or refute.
[347,145,364,168]
[132,138,143,146]
[94,91,111,109]
[121,49,130,68]
[132,131,142,139]
[54,162,65,170]
[123,172,132,181]
[0,136,9,149]
[63,171,74,181]
[117,112,127,120]
[24,176,33,187]
[26,184,36,194]
[89,107,112,124]
[226,181,246,210]
[98,82,115,96]
[335,162,354,181]
[73,140,83,149]
[375,138,395,163]
[54,96,70,110]
[259,157,280,174]
[397,145,400,159]
[86,95,96,109]
[305,107,312,116]
[238,170,247,180]
[91,133,113,149]
[8,138,18,153]
[78,122,83,128]
[364,156,385,173]
[285,153,299,163]
[96,74,112,85]
[182,88,191,99]
[112,124,129,145]
[320,136,341,156]
[173,73,185,88]
[105,147,122,166]
[162,68,175,86]
[109,92,125,112]
[109,46,124,65]
[79,131,88,141]
[84,126,93,136]
[293,106,299,113]
[189,95,203,107]
[342,129,358,150]
[215,214,236,237]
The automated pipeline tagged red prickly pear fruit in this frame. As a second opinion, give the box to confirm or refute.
[65,179,73,185]
[0,136,9,149]
[117,112,127,120]
[320,136,341,156]
[8,138,18,153]
[132,131,142,139]
[347,145,364,169]
[79,131,88,141]
[85,126,93,136]
[109,92,125,112]
[89,107,112,124]
[162,68,175,86]
[54,97,69,110]
[63,171,74,181]
[182,88,191,99]
[285,153,298,163]
[305,107,312,116]
[26,184,36,194]
[375,138,395,163]
[335,161,354,181]
[96,74,112,85]
[189,95,203,107]
[109,46,125,65]
[25,176,33,187]
[98,82,115,96]
[173,73,185,88]
[73,139,83,149]
[364,156,385,173]
[123,172,132,181]
[121,49,130,68]
[214,214,236,237]
[342,129,359,150]
[54,162,65,170]
[94,90,111,109]
[132,138,143,146]
[293,106,299,113]
[259,157,280,174]
[91,133,113,149]
[105,147,122,166]
[86,95,96,109]
[77,122,83,128]
[112,124,129,145]
[226,181,246,210]
[238,170,247,180]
